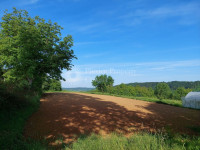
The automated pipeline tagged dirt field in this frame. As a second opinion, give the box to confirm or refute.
[24,92,200,145]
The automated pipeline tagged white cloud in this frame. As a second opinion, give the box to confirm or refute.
[124,3,199,18]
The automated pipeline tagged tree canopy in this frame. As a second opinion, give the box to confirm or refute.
[92,74,114,92]
[0,8,76,91]
[173,87,192,100]
[127,81,200,90]
[107,83,154,97]
[42,79,62,91]
[154,83,171,100]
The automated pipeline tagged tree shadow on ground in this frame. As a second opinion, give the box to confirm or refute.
[24,93,200,149]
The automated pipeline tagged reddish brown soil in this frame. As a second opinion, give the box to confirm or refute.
[24,93,200,145]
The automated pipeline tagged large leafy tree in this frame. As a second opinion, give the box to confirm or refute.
[154,82,171,100]
[92,74,114,92]
[0,8,76,91]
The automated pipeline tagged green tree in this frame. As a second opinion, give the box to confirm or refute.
[111,84,155,97]
[49,79,62,91]
[42,79,62,91]
[92,74,114,92]
[193,85,200,92]
[42,78,51,91]
[154,83,171,100]
[173,87,192,100]
[0,65,4,81]
[0,8,76,91]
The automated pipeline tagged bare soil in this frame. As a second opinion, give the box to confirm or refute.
[24,93,200,145]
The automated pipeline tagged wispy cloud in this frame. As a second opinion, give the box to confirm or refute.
[136,60,200,71]
[120,2,200,25]
[74,40,118,46]
[29,0,39,4]
[122,2,199,18]
[57,0,80,2]
[62,59,200,87]
[17,0,40,5]
[74,41,99,46]
[82,52,110,58]
[71,23,103,32]
[74,41,108,46]
[75,59,200,68]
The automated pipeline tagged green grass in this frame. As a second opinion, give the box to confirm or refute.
[65,132,200,150]
[85,91,183,108]
[45,89,73,93]
[0,95,46,150]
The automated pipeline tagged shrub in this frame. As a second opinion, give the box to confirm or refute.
[107,84,155,97]
[173,87,192,100]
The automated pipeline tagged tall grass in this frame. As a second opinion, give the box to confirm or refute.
[0,94,46,149]
[65,133,200,150]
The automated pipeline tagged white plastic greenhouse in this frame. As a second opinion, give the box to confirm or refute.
[182,92,200,109]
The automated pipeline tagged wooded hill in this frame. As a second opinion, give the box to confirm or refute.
[126,81,200,90]
[63,87,94,92]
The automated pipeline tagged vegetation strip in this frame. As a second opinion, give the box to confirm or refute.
[0,94,46,149]
[83,91,183,108]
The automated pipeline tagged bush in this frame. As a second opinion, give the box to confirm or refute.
[173,87,192,100]
[0,82,26,110]
[0,94,42,150]
[0,81,42,149]
[107,84,155,97]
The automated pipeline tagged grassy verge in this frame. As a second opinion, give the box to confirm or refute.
[65,132,200,150]
[0,95,46,150]
[85,91,183,108]
[45,89,74,93]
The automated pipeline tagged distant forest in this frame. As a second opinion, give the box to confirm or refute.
[126,81,200,90]
[63,87,94,92]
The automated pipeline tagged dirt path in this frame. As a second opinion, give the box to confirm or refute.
[24,92,200,145]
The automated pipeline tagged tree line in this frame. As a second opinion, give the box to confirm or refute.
[127,81,200,91]
[92,75,193,100]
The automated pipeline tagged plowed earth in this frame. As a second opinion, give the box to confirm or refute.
[24,93,200,146]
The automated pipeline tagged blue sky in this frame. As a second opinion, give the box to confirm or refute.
[0,0,200,87]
